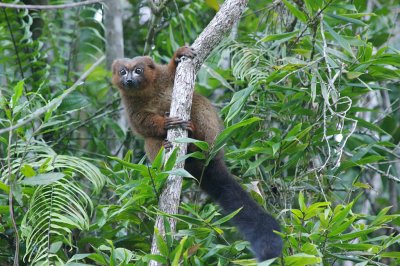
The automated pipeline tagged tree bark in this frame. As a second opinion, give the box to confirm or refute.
[104,0,124,68]
[149,0,248,264]
[104,0,128,157]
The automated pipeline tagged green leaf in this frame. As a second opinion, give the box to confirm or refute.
[326,13,367,26]
[108,156,148,172]
[11,80,24,109]
[284,253,322,266]
[355,155,386,165]
[143,254,168,264]
[282,0,308,23]
[346,71,364,79]
[213,207,242,225]
[21,164,36,177]
[0,181,10,193]
[353,116,389,135]
[167,213,204,226]
[271,142,280,156]
[353,182,372,189]
[172,236,187,266]
[66,253,92,263]
[304,202,331,220]
[332,203,353,225]
[215,117,261,152]
[303,0,323,11]
[154,228,169,257]
[298,191,306,212]
[20,173,65,186]
[260,31,299,43]
[380,252,400,259]
[223,86,254,123]
[175,137,209,151]
[324,21,354,57]
[164,148,178,171]
[177,151,206,162]
[330,243,379,252]
[152,147,165,170]
[327,216,356,237]
[332,228,377,241]
[49,241,63,253]
[371,206,398,226]
[203,64,233,91]
[285,123,302,140]
[164,168,194,179]
[205,0,219,11]
[292,209,304,219]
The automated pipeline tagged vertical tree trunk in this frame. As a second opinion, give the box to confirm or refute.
[105,0,124,68]
[149,1,249,265]
[104,0,128,157]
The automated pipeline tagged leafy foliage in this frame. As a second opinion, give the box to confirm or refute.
[1,0,400,265]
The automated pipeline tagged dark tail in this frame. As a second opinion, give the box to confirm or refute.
[189,158,283,261]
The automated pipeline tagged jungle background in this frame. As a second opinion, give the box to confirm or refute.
[1,0,400,265]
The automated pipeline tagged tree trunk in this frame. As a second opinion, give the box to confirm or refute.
[105,0,124,68]
[149,0,249,264]
[104,0,128,157]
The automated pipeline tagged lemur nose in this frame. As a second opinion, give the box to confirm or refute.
[126,79,133,85]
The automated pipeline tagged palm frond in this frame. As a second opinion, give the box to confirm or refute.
[1,140,105,193]
[1,140,106,264]
[21,176,91,264]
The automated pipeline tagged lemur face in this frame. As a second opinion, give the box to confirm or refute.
[112,56,155,92]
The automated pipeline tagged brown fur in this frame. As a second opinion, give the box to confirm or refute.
[111,47,282,261]
[112,47,222,162]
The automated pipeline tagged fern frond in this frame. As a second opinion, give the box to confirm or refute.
[21,177,91,264]
[229,42,275,87]
[0,140,106,264]
[1,140,105,193]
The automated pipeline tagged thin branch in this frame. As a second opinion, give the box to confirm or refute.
[8,129,19,266]
[0,56,105,135]
[148,167,160,202]
[143,0,171,55]
[0,0,104,10]
[289,0,334,49]
[343,151,400,183]
[2,9,24,80]
[53,98,120,146]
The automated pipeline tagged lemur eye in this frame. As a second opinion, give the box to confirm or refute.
[119,69,127,75]
[135,68,143,74]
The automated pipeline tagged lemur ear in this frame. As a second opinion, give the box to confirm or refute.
[141,56,155,69]
[111,60,121,74]
[148,62,155,69]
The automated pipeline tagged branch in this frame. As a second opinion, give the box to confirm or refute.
[143,0,171,55]
[0,56,105,135]
[0,0,104,10]
[149,0,248,264]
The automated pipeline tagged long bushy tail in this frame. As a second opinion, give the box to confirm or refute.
[197,158,283,261]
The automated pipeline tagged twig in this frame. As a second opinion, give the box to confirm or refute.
[275,57,323,84]
[344,152,400,183]
[53,98,120,145]
[7,129,19,266]
[318,13,356,170]
[0,56,105,135]
[172,0,187,43]
[0,0,104,10]
[2,9,24,80]
[289,0,334,49]
[148,167,160,202]
[143,0,171,55]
